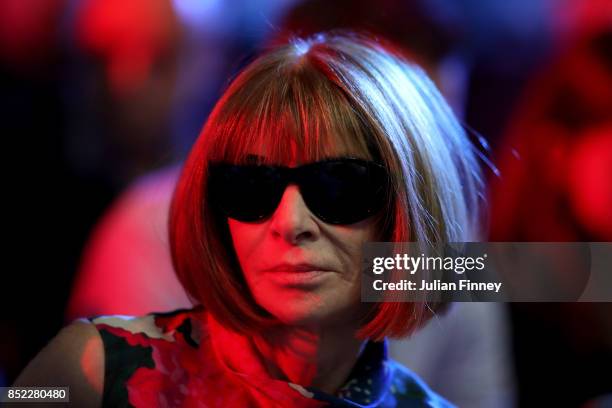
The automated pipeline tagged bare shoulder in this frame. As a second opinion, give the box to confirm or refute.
[13,319,104,407]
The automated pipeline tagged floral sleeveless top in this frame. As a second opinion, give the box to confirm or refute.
[88,307,452,407]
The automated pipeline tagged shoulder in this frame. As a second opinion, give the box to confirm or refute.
[87,307,205,406]
[13,319,104,407]
[88,306,204,345]
[87,306,205,368]
[388,359,455,408]
[14,307,205,408]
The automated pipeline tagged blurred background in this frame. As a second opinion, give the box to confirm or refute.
[1,0,611,406]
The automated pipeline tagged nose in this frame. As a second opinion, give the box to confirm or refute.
[269,184,318,244]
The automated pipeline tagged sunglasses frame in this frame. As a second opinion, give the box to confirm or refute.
[207,157,389,225]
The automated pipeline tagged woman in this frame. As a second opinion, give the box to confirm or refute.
[15,33,483,407]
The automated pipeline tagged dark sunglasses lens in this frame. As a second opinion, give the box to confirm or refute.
[209,165,283,221]
[301,160,387,224]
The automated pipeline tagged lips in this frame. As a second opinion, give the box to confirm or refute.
[259,262,336,287]
[263,262,332,273]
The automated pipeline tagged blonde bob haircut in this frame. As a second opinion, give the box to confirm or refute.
[169,32,484,340]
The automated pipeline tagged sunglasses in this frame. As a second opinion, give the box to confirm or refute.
[208,158,389,225]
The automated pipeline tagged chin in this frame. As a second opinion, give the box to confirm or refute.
[258,291,359,329]
[275,308,330,328]
[260,293,326,326]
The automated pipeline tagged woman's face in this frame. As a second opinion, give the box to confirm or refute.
[228,159,378,328]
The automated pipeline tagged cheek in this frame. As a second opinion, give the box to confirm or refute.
[321,221,379,280]
[330,221,378,256]
[227,219,264,269]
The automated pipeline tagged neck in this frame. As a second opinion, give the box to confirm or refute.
[254,322,365,394]
[207,313,365,395]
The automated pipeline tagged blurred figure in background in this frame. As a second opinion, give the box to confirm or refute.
[491,3,612,242]
[490,0,612,405]
[69,0,181,185]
